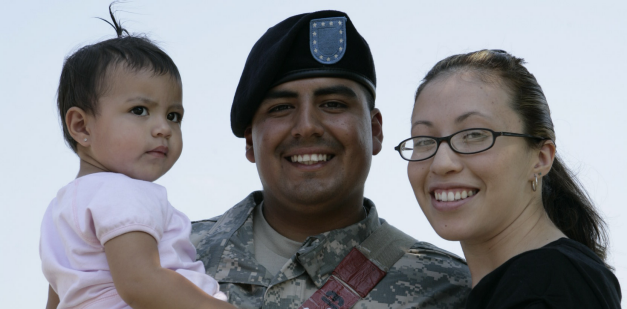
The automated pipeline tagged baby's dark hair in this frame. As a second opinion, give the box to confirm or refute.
[57,4,181,152]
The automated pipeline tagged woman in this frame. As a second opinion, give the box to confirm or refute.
[396,49,621,308]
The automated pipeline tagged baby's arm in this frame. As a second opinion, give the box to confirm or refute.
[104,231,237,309]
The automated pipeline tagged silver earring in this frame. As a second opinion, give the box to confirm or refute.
[531,174,538,191]
[83,138,88,142]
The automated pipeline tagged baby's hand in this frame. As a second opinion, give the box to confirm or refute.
[105,231,237,309]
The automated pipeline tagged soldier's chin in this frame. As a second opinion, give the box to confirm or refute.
[284,188,341,209]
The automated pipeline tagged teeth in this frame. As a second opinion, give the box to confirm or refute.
[289,153,330,164]
[435,190,477,202]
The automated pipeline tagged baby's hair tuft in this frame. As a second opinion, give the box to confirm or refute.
[96,3,130,38]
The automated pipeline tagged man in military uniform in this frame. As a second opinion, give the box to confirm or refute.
[191,10,471,309]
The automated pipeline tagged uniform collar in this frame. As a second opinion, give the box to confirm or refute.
[203,192,268,284]
[211,191,381,288]
[295,198,380,288]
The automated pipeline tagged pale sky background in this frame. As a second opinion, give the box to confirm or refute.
[1,0,625,307]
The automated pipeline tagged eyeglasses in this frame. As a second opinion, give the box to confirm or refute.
[394,128,546,162]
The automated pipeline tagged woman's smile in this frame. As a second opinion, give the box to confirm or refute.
[433,188,477,202]
[427,183,480,211]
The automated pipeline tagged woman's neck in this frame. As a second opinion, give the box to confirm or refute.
[461,201,566,287]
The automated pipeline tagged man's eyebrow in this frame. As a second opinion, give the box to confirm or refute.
[264,90,299,100]
[313,85,357,98]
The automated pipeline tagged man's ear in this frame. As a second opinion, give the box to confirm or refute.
[370,108,383,155]
[66,107,91,148]
[531,140,556,181]
[244,126,255,163]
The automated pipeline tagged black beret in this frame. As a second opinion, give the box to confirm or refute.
[230,10,376,137]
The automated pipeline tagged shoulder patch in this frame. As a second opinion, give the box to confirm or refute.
[191,215,221,224]
[310,17,347,64]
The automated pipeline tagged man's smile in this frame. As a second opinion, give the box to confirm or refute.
[287,153,334,165]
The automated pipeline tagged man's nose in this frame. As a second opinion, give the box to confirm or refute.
[291,103,324,138]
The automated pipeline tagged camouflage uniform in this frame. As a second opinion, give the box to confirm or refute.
[192,192,471,309]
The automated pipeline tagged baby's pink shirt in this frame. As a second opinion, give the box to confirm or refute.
[40,172,226,309]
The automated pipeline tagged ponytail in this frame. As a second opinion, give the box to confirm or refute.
[542,157,610,265]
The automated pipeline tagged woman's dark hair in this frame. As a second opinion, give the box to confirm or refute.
[414,49,611,265]
[57,4,181,152]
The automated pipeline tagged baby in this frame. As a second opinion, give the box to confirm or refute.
[40,9,234,309]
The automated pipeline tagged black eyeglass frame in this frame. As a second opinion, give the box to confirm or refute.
[394,128,548,162]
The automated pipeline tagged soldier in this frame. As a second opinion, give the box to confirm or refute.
[191,10,472,309]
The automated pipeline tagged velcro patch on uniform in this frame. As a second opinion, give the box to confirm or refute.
[299,276,360,309]
[310,17,347,64]
[333,248,386,297]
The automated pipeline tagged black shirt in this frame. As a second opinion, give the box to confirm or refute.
[466,238,621,309]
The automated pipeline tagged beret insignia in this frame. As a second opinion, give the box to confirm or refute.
[310,17,347,64]
[230,11,376,137]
